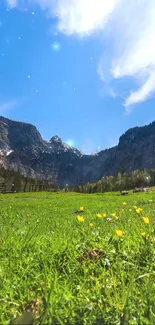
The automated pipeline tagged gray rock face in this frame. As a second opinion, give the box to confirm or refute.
[1,115,155,186]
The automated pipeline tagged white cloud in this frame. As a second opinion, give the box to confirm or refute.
[125,71,155,111]
[32,0,121,35]
[5,0,155,109]
[0,100,17,113]
[109,0,155,109]
[6,0,18,8]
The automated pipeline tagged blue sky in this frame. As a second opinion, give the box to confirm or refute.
[1,0,155,153]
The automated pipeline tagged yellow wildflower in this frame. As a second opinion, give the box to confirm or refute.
[143,217,150,224]
[136,208,142,214]
[115,230,124,237]
[149,200,153,203]
[133,205,137,209]
[90,223,94,228]
[79,206,84,211]
[111,213,118,219]
[103,213,107,217]
[141,232,146,237]
[96,213,102,218]
[77,215,84,222]
[122,202,127,206]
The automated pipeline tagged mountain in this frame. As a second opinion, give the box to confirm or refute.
[1,115,155,186]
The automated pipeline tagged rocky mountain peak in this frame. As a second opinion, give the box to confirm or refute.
[50,136,62,144]
[1,115,155,186]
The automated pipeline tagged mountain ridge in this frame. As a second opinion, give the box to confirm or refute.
[1,115,155,186]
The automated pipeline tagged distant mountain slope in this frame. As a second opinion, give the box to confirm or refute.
[1,115,155,186]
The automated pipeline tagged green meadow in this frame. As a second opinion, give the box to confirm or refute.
[0,191,155,325]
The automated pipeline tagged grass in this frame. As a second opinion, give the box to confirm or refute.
[0,191,155,325]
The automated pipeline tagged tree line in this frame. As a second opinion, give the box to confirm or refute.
[73,169,155,193]
[0,167,59,193]
[1,166,155,194]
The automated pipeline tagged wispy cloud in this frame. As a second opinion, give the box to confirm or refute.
[33,0,121,35]
[5,0,155,110]
[125,71,155,113]
[0,100,18,113]
[6,0,17,8]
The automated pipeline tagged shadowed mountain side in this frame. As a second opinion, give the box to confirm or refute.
[1,116,155,186]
